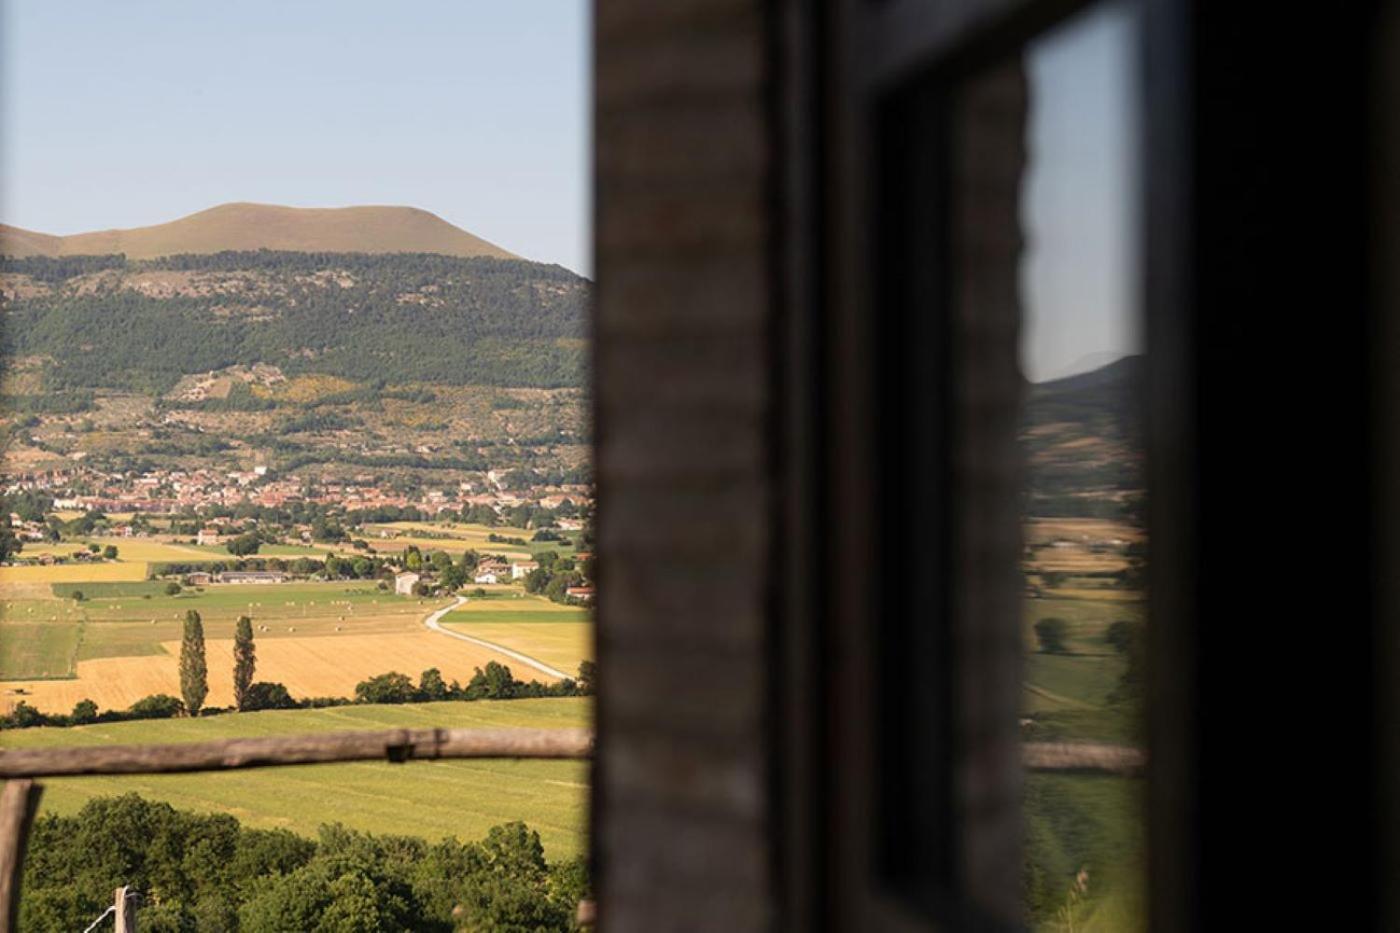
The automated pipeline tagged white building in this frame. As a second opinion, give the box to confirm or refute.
[394,571,421,596]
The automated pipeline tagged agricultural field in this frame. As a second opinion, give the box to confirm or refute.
[0,698,592,857]
[0,580,596,714]
[1022,541,1146,930]
[0,561,149,584]
[441,595,592,676]
[364,521,581,559]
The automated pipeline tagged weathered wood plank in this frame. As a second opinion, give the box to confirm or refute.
[0,780,42,933]
[0,728,593,779]
[1022,741,1145,776]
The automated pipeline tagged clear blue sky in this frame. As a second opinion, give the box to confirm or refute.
[1022,2,1140,382]
[0,1,592,274]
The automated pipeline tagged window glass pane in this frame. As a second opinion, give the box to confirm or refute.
[1020,4,1146,929]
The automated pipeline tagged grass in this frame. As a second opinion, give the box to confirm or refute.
[49,580,166,599]
[0,562,148,583]
[72,580,437,653]
[0,620,81,679]
[0,698,591,857]
[1022,582,1146,929]
[440,597,592,675]
[1025,772,1145,932]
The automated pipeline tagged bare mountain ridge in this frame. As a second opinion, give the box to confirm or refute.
[0,203,516,261]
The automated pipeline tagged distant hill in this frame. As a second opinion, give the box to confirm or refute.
[0,203,516,261]
[0,250,587,391]
[1022,355,1144,520]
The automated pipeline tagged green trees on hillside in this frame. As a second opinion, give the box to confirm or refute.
[179,610,209,716]
[1,250,590,392]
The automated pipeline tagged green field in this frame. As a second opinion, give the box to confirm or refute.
[0,620,81,679]
[1,698,592,857]
[0,581,446,682]
[440,598,593,675]
[1022,589,1146,930]
[56,580,440,665]
[364,521,582,561]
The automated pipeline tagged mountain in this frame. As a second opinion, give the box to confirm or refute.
[1022,355,1144,520]
[0,203,516,261]
[1,250,588,392]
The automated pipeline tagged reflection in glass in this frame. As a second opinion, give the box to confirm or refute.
[1018,4,1145,929]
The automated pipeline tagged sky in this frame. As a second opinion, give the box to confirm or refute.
[0,1,592,275]
[1021,2,1141,383]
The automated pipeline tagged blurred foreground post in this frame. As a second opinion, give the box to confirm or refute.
[114,885,137,933]
[0,779,42,933]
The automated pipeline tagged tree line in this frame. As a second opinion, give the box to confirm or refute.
[20,793,588,931]
[0,611,595,730]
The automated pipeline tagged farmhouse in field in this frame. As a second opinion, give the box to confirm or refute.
[216,571,287,584]
[185,572,213,586]
[565,585,595,602]
[196,527,228,546]
[473,559,509,585]
[510,560,538,579]
[394,571,421,595]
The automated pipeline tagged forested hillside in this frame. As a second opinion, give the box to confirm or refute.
[0,251,589,392]
[1021,356,1144,520]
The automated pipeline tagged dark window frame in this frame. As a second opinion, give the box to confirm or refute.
[785,0,1150,929]
[777,0,1396,930]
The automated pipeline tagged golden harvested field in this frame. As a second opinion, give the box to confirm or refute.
[451,592,573,613]
[362,522,537,555]
[442,621,592,675]
[441,594,592,679]
[367,535,531,557]
[0,562,148,584]
[1,630,543,715]
[19,536,210,562]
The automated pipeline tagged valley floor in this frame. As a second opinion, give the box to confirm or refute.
[0,697,592,858]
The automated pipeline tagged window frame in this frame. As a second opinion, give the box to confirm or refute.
[783,0,1160,928]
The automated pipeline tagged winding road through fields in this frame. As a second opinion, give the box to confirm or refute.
[422,596,573,681]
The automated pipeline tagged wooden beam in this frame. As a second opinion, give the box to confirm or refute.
[0,728,593,779]
[0,780,42,933]
[1022,741,1145,776]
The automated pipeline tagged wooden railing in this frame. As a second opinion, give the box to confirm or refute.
[0,731,1140,930]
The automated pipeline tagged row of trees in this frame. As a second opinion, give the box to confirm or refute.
[178,610,303,716]
[20,794,588,931]
[2,634,594,730]
[355,661,595,705]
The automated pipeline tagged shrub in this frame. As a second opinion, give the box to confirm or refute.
[244,682,297,711]
[354,672,418,704]
[128,694,185,719]
[1034,617,1070,654]
[70,699,98,724]
[68,589,85,602]
[165,581,183,596]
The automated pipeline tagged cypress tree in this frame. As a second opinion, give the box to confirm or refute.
[179,609,208,716]
[233,615,256,711]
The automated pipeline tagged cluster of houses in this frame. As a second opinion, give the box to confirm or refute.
[391,560,595,602]
[9,465,593,521]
